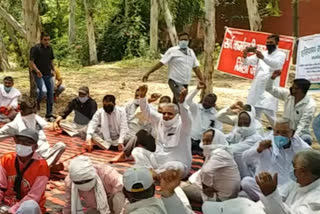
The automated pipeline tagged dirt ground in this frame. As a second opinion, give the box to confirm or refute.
[2,58,320,148]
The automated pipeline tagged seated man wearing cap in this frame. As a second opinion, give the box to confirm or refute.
[0,128,50,214]
[63,156,125,214]
[0,76,21,122]
[123,167,193,214]
[132,85,192,177]
[85,94,130,152]
[53,86,97,139]
[241,118,310,201]
[256,150,320,214]
[0,95,66,174]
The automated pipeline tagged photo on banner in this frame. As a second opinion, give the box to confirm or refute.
[217,27,294,87]
[296,34,320,91]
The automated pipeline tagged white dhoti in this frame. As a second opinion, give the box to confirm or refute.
[59,121,87,138]
[132,147,188,176]
[92,128,131,150]
[240,176,261,202]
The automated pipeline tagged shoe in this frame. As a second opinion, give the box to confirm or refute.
[46,115,56,122]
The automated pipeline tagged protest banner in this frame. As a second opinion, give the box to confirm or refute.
[217,27,294,87]
[296,34,320,90]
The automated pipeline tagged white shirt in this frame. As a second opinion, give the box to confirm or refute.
[266,78,317,136]
[242,134,310,193]
[260,178,320,214]
[186,89,223,141]
[0,84,21,108]
[244,49,286,111]
[160,46,200,85]
[86,107,129,144]
[139,97,193,170]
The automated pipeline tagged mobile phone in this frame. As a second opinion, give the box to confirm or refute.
[246,47,257,52]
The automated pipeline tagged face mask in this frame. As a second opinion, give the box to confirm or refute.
[103,105,114,114]
[162,114,179,128]
[179,40,189,49]
[16,144,33,157]
[201,192,216,202]
[266,44,276,54]
[289,169,297,182]
[237,127,253,137]
[21,113,36,121]
[78,96,89,103]
[134,99,139,105]
[4,86,12,93]
[274,135,290,149]
[76,179,96,191]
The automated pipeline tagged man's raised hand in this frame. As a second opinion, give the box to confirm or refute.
[138,85,148,98]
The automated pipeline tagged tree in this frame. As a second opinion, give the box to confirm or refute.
[246,0,262,31]
[0,5,26,38]
[69,0,76,45]
[159,0,178,46]
[83,0,98,65]
[202,0,216,96]
[150,0,159,54]
[0,34,9,72]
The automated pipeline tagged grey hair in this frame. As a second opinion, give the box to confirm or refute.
[295,150,320,177]
[162,103,179,114]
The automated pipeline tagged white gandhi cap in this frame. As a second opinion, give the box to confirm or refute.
[123,167,154,193]
[202,198,265,214]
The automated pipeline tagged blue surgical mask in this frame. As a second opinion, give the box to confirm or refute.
[289,169,297,182]
[274,135,290,149]
[4,86,11,93]
[179,40,189,49]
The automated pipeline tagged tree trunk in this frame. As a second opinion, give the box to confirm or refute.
[202,0,216,96]
[0,5,27,39]
[68,0,76,45]
[83,0,98,65]
[0,34,9,72]
[246,0,262,31]
[159,0,178,46]
[22,0,42,99]
[150,0,159,54]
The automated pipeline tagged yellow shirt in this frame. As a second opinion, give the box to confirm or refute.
[55,68,62,80]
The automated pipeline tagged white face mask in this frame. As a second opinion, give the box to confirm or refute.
[21,113,36,120]
[134,99,139,105]
[201,192,216,202]
[76,179,96,191]
[162,114,179,128]
[178,40,189,49]
[16,144,33,157]
[78,96,89,103]
[236,126,254,137]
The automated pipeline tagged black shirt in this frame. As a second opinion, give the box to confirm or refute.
[30,44,55,76]
[59,97,98,125]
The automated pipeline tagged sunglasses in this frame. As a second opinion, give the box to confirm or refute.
[73,178,94,185]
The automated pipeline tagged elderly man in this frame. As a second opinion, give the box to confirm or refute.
[53,86,97,138]
[0,76,21,122]
[256,150,320,214]
[186,82,223,155]
[266,73,316,145]
[0,95,66,171]
[132,85,192,177]
[241,118,310,201]
[0,129,50,214]
[243,34,286,126]
[182,128,240,203]
[143,32,204,103]
[63,156,125,214]
[86,94,129,152]
[123,167,193,214]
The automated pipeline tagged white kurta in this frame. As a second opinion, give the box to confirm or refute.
[242,134,311,192]
[260,178,320,214]
[0,84,21,108]
[244,49,286,111]
[265,78,317,136]
[86,107,129,144]
[186,89,223,141]
[136,97,193,172]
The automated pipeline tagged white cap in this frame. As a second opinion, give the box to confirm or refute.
[123,167,154,193]
[202,198,265,214]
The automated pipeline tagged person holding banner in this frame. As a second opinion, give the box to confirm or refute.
[243,34,286,127]
[142,32,204,103]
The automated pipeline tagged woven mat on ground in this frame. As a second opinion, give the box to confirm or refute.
[0,128,204,213]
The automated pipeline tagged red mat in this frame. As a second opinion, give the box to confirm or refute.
[0,128,204,213]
